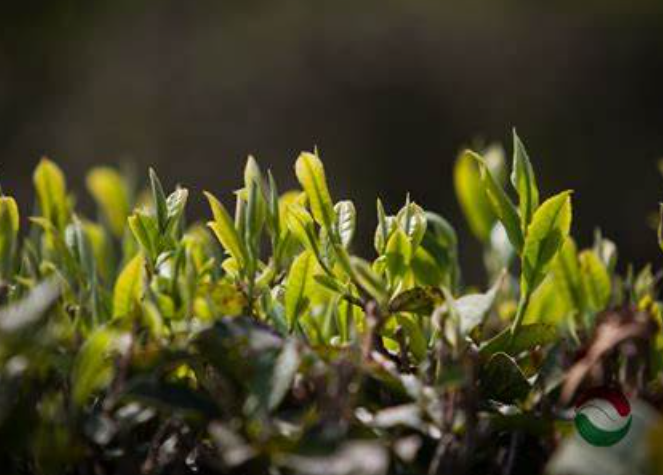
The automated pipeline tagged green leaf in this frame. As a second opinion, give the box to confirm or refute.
[0,196,19,278]
[411,247,445,287]
[33,157,70,230]
[334,200,356,248]
[149,168,169,232]
[86,167,130,238]
[521,191,573,295]
[268,339,300,411]
[396,200,427,250]
[479,352,530,403]
[453,150,497,241]
[165,188,189,234]
[472,151,524,252]
[243,156,266,249]
[374,199,396,254]
[294,151,335,230]
[385,228,412,279]
[479,323,557,358]
[511,130,540,229]
[285,204,319,255]
[113,254,145,318]
[285,250,315,330]
[351,257,389,305]
[579,250,611,312]
[396,314,428,361]
[550,238,584,310]
[205,191,246,267]
[71,328,121,406]
[389,286,444,315]
[128,212,160,263]
[454,271,504,336]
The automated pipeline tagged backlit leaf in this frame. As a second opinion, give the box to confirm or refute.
[295,151,335,230]
[521,191,573,296]
[113,254,144,318]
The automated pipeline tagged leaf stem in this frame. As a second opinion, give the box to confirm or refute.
[509,291,530,341]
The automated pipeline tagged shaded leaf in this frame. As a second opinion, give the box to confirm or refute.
[480,352,530,403]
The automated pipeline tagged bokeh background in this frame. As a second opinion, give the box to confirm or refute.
[2,0,663,283]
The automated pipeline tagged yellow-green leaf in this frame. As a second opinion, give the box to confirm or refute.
[205,191,246,266]
[295,152,335,230]
[71,328,119,406]
[113,254,145,318]
[33,157,70,230]
[454,150,497,242]
[385,227,412,279]
[86,167,130,238]
[0,197,19,278]
[285,250,315,330]
[521,191,573,296]
[579,250,611,312]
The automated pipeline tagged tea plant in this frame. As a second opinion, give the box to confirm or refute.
[0,131,661,474]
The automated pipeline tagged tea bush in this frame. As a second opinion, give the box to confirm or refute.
[0,131,661,474]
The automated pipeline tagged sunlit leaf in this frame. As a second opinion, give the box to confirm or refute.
[33,157,70,230]
[454,150,496,241]
[511,130,540,229]
[86,167,130,238]
[285,250,315,330]
[113,254,144,318]
[205,191,246,266]
[521,191,573,296]
[295,151,335,230]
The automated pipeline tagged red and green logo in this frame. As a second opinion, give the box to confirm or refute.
[574,387,632,447]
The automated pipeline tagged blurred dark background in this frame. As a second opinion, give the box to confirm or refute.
[2,0,663,283]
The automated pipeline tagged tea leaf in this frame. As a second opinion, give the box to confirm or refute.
[86,167,130,238]
[511,130,539,229]
[480,352,530,403]
[480,323,557,357]
[390,286,444,315]
[385,228,412,279]
[351,257,389,305]
[205,191,246,267]
[375,199,396,254]
[454,150,496,241]
[472,151,524,252]
[396,200,427,250]
[579,250,611,312]
[334,200,356,248]
[113,254,144,318]
[71,328,120,406]
[521,191,573,296]
[34,157,70,230]
[149,168,169,232]
[295,151,335,230]
[0,196,19,278]
[268,338,300,410]
[285,250,315,330]
[454,271,504,336]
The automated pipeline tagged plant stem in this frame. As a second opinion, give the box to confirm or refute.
[509,291,530,341]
